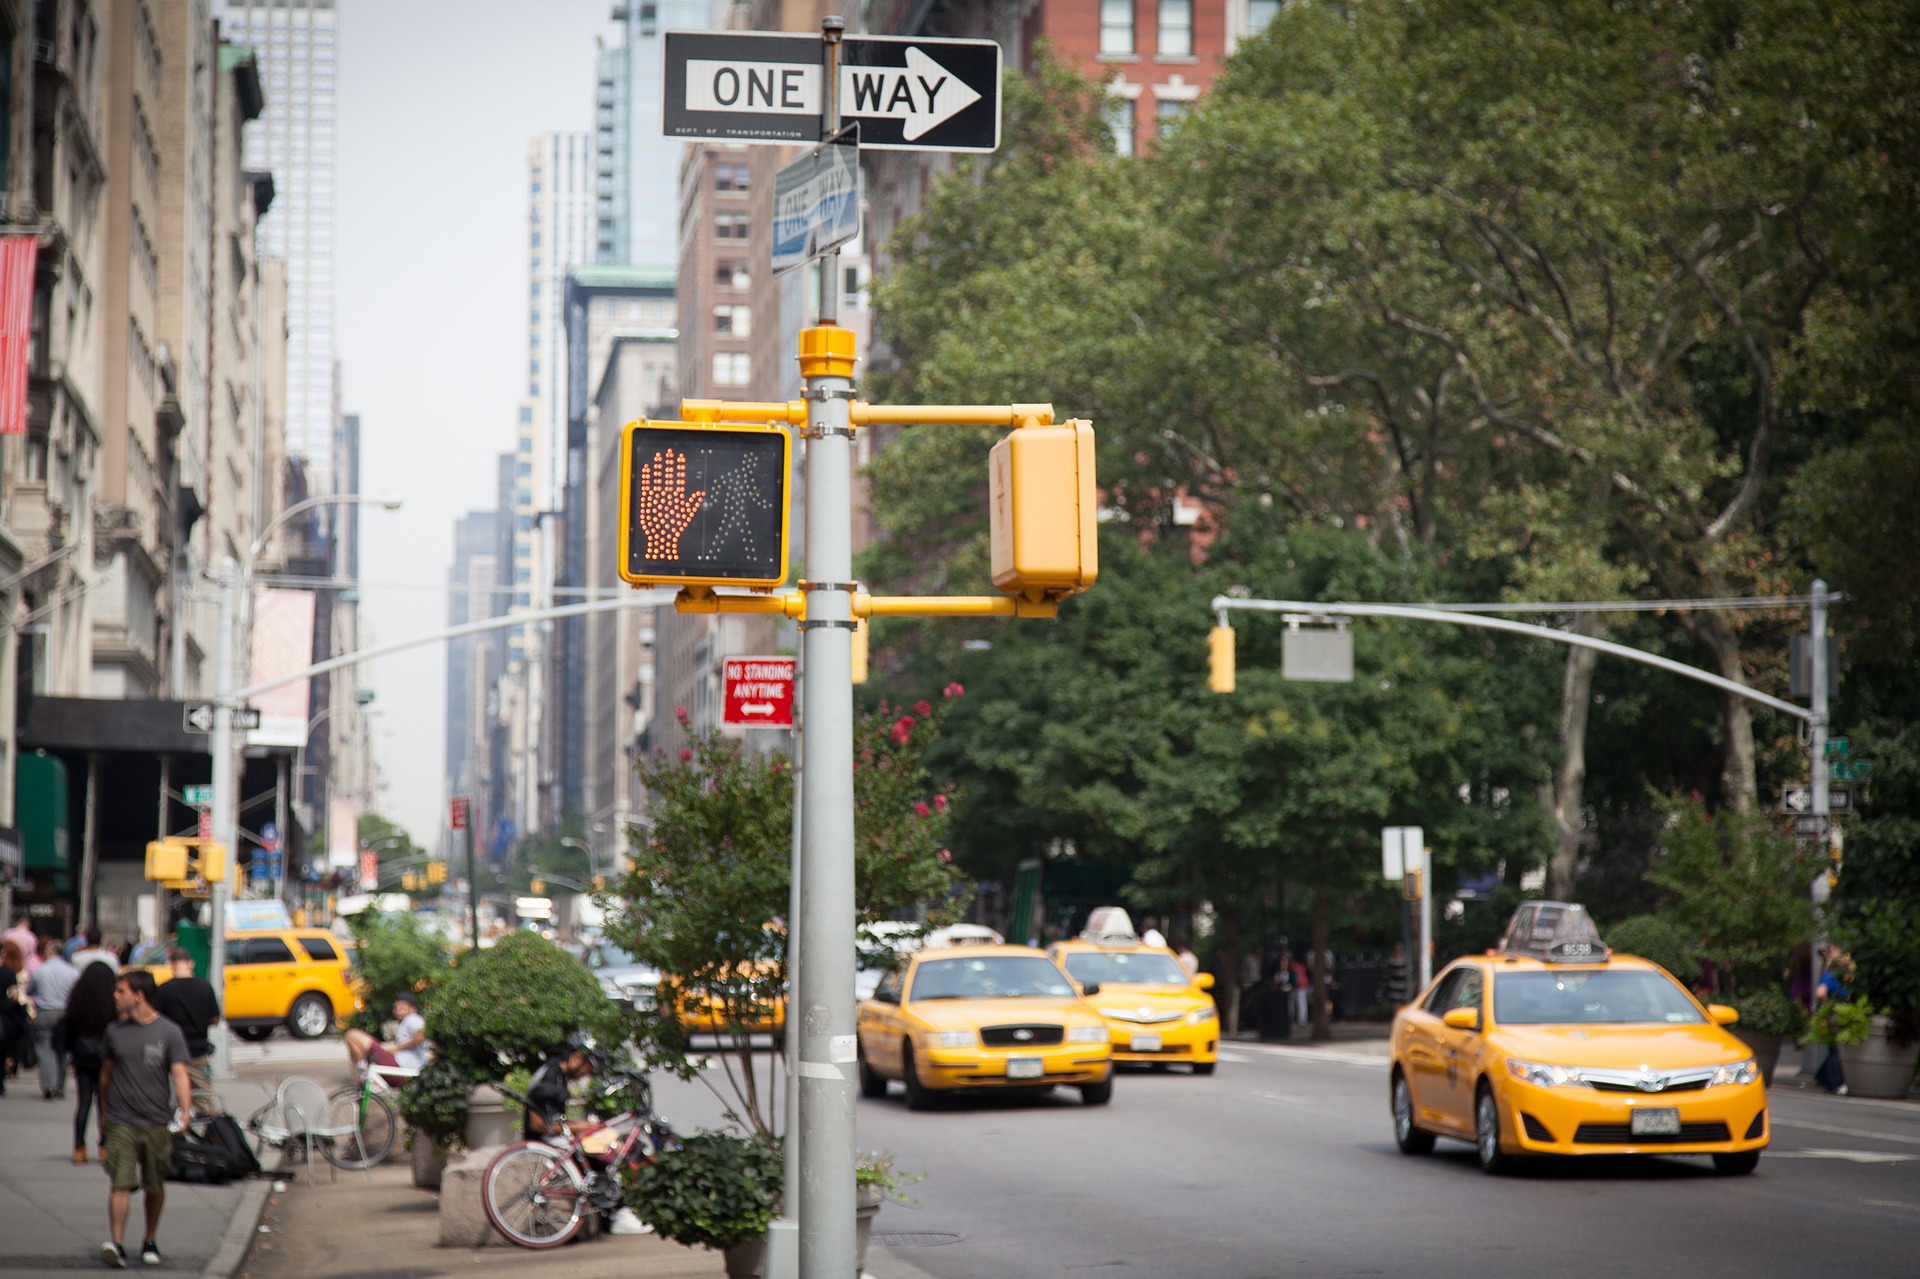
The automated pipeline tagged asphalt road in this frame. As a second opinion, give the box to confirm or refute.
[651,1039,1920,1279]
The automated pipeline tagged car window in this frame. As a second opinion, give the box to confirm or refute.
[1062,951,1190,987]
[225,941,243,966]
[299,937,339,963]
[873,970,902,1004]
[909,956,1075,1001]
[242,937,296,965]
[1450,969,1484,1012]
[1421,968,1465,1015]
[1493,969,1706,1026]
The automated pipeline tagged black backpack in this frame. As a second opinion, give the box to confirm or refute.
[169,1114,261,1184]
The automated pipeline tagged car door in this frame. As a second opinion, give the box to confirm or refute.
[863,969,906,1075]
[243,935,301,1021]
[1402,967,1465,1133]
[222,939,260,1019]
[1433,966,1486,1131]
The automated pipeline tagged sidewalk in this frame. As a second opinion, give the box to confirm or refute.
[0,1070,270,1276]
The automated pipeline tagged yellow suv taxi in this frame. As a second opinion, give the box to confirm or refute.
[1049,937,1220,1074]
[856,943,1114,1109]
[154,927,361,1041]
[1390,902,1767,1175]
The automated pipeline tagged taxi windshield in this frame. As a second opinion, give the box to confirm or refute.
[1062,952,1190,987]
[911,956,1076,1001]
[1493,970,1705,1026]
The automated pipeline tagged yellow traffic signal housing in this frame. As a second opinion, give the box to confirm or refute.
[851,616,869,684]
[146,840,189,883]
[1207,626,1236,694]
[429,860,447,884]
[592,875,607,892]
[618,420,792,589]
[530,877,546,896]
[1402,869,1424,902]
[988,420,1098,600]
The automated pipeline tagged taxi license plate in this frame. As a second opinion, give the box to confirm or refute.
[1129,1034,1162,1052]
[1630,1107,1681,1136]
[1007,1058,1044,1080]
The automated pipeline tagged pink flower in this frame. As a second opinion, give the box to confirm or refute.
[942,682,964,699]
[933,794,948,813]
[938,849,952,863]
[676,706,690,725]
[679,749,693,762]
[914,801,931,817]
[890,715,915,745]
[914,700,933,716]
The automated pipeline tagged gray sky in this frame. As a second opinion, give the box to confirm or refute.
[335,0,611,845]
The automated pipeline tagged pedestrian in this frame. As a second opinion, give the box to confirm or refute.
[522,1036,650,1235]
[62,961,119,1163]
[150,949,220,1115]
[71,930,120,975]
[98,969,193,1269]
[4,912,40,972]
[1812,946,1853,1095]
[1,938,30,1089]
[1383,941,1412,1008]
[1175,941,1200,978]
[28,936,81,1098]
[344,993,429,1084]
[1289,953,1311,1026]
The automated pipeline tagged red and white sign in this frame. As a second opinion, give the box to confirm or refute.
[0,235,39,437]
[724,656,796,727]
[197,809,213,840]
[450,796,470,830]
[359,849,379,891]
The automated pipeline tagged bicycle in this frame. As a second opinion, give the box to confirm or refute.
[320,1060,409,1170]
[481,1068,681,1249]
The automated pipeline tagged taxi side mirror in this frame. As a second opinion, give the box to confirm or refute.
[1707,1004,1739,1026]
[1194,973,1215,991]
[1442,1007,1481,1032]
[1081,982,1101,997]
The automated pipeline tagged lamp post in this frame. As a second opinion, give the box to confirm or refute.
[208,493,402,1080]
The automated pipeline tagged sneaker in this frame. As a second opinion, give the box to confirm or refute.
[73,1148,88,1164]
[139,1241,161,1267]
[100,1242,127,1269]
[609,1207,653,1236]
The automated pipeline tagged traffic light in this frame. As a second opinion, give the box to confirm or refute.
[428,860,447,885]
[403,871,418,891]
[530,878,545,896]
[146,840,189,883]
[851,616,869,684]
[618,420,792,589]
[592,875,607,892]
[1207,625,1236,694]
[987,420,1098,600]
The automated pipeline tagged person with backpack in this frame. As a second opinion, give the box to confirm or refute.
[151,949,220,1115]
[98,970,192,1269]
[61,962,119,1163]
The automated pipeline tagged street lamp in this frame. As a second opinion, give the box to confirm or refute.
[559,836,597,884]
[207,492,403,1081]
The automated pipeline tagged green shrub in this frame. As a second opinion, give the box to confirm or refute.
[1648,798,1817,988]
[1602,914,1696,983]
[622,1132,782,1251]
[396,1057,477,1152]
[1833,896,1920,1015]
[344,909,452,1034]
[1809,995,1876,1047]
[1724,985,1806,1038]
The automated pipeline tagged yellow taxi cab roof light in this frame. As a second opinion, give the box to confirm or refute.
[1497,901,1611,965]
[1078,905,1139,945]
[922,924,1005,949]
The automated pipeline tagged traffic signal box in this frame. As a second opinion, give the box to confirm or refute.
[988,419,1098,601]
[145,838,227,895]
[1208,626,1236,693]
[617,420,792,589]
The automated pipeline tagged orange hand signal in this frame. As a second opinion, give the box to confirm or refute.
[638,448,707,559]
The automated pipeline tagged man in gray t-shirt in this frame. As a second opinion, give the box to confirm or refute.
[98,971,191,1269]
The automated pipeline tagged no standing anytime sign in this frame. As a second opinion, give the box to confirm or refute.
[724,656,797,728]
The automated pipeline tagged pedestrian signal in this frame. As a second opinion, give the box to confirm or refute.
[1207,626,1235,694]
[988,420,1097,600]
[618,420,791,589]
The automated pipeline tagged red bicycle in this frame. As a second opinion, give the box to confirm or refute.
[480,1070,681,1249]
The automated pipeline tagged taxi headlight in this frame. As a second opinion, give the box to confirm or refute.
[920,1030,976,1048]
[1187,1006,1218,1025]
[1505,1058,1585,1088]
[1067,1026,1109,1043]
[1709,1059,1759,1087]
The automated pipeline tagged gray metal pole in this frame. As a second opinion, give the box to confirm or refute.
[1417,841,1433,991]
[1809,580,1830,1005]
[796,20,858,1276]
[208,558,239,1079]
[466,809,481,951]
[768,645,804,1279]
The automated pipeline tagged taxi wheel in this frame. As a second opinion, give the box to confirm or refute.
[1474,1084,1512,1174]
[857,1046,887,1099]
[1392,1070,1435,1155]
[1192,1062,1217,1076]
[1079,1078,1113,1106]
[288,993,334,1039]
[901,1046,937,1112]
[1712,1151,1761,1176]
[235,1026,273,1043]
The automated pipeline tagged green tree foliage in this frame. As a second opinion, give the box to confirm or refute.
[341,909,451,1034]
[1646,799,1817,990]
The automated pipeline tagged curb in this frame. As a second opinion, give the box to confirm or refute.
[200,1170,277,1278]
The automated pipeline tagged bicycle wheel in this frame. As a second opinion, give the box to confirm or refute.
[483,1142,587,1249]
[321,1085,398,1169]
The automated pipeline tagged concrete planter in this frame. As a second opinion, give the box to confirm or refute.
[856,1198,883,1273]
[410,1132,448,1190]
[723,1235,766,1278]
[437,1143,508,1247]
[1838,1016,1920,1099]
[1731,1030,1784,1087]
[464,1086,517,1151]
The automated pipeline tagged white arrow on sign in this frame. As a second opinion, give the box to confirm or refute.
[1781,786,1812,814]
[686,47,983,141]
[184,704,214,733]
[741,702,777,717]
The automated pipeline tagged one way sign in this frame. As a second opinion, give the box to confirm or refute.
[663,31,1001,152]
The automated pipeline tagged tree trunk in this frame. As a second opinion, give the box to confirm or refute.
[1309,884,1332,1042]
[1695,612,1758,812]
[1546,615,1601,900]
[1219,904,1244,1038]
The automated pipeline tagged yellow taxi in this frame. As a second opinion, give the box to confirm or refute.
[1048,929,1219,1074]
[1390,902,1767,1175]
[856,942,1115,1109]
[150,927,361,1041]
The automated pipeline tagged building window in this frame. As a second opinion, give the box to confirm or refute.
[1105,99,1136,156]
[1159,0,1193,57]
[711,352,750,386]
[715,163,750,192]
[1100,0,1135,55]
[715,213,750,240]
[713,305,751,337]
[716,262,748,289]
[1247,0,1280,35]
[1156,98,1191,131]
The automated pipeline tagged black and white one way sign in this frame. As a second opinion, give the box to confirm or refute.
[663,31,1001,152]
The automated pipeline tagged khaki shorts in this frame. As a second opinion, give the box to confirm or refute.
[185,1057,213,1113]
[104,1123,171,1195]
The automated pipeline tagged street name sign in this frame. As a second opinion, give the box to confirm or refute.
[663,31,1001,152]
[724,656,797,728]
[182,784,214,808]
[618,421,791,589]
[1793,814,1831,838]
[183,703,260,733]
[1783,785,1852,815]
[773,126,861,275]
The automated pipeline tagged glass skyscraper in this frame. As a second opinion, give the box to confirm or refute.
[596,0,717,268]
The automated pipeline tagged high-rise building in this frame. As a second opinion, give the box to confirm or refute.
[446,509,504,808]
[220,0,337,485]
[525,133,595,515]
[594,0,718,269]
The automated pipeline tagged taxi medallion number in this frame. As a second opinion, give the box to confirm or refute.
[1630,1108,1682,1136]
[1130,1034,1162,1052]
[1007,1058,1044,1080]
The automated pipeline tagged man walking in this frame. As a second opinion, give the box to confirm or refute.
[27,937,80,1097]
[150,949,220,1114]
[98,971,192,1269]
